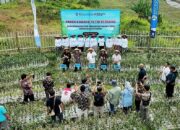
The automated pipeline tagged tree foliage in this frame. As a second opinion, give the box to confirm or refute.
[78,0,100,8]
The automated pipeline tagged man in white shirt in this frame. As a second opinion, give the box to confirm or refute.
[55,36,62,53]
[106,37,114,49]
[84,35,90,50]
[112,50,121,65]
[98,36,105,50]
[121,35,128,51]
[77,35,85,52]
[69,35,77,50]
[90,36,98,51]
[161,62,170,82]
[87,48,97,64]
[114,35,122,52]
[62,36,69,48]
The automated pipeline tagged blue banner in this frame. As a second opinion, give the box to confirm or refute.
[150,0,159,38]
[60,10,121,37]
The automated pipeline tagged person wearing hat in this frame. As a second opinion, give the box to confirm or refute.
[84,35,90,50]
[121,34,128,52]
[77,35,85,52]
[138,64,147,83]
[61,48,71,70]
[106,37,114,49]
[114,35,122,52]
[69,35,77,50]
[165,65,178,98]
[73,48,82,71]
[90,36,98,51]
[62,36,69,48]
[98,36,105,50]
[112,50,121,66]
[87,48,97,65]
[107,80,121,115]
[99,49,108,71]
[55,36,62,53]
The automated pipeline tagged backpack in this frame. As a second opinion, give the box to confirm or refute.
[94,92,104,107]
[142,92,151,106]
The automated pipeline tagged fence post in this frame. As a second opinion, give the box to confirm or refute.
[15,32,20,52]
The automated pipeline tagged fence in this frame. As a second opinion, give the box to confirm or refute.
[0,30,180,52]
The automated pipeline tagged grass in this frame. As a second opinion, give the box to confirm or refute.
[0,0,180,32]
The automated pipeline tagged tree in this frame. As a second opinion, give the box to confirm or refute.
[131,0,151,20]
[78,0,100,7]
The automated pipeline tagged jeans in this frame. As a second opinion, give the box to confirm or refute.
[51,113,63,123]
[166,84,175,97]
[24,94,35,102]
[109,103,115,114]
[135,99,141,112]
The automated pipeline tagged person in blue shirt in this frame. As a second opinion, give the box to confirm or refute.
[120,81,134,114]
[0,105,10,130]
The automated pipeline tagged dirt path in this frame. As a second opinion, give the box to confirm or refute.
[166,0,180,8]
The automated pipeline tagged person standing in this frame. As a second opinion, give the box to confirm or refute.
[77,35,85,52]
[106,37,114,50]
[112,50,121,66]
[90,36,98,51]
[107,80,121,115]
[138,64,147,83]
[20,74,35,103]
[0,105,10,130]
[99,49,108,70]
[165,65,178,98]
[42,72,54,100]
[61,48,71,69]
[55,36,62,53]
[71,85,90,120]
[69,35,77,50]
[135,81,145,112]
[121,35,128,52]
[98,36,105,50]
[84,35,90,51]
[137,85,151,120]
[120,81,134,114]
[61,83,75,104]
[81,78,91,93]
[73,48,82,71]
[160,62,170,83]
[61,36,69,48]
[46,91,64,123]
[114,35,122,52]
[92,87,106,118]
[87,48,97,65]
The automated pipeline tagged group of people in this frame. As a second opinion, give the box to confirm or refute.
[61,47,121,71]
[55,34,128,52]
[0,62,178,129]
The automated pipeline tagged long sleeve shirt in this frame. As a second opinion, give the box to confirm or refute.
[87,52,97,64]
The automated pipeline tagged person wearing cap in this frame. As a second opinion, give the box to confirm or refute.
[138,64,147,83]
[165,65,178,98]
[55,36,62,53]
[90,36,98,51]
[107,80,121,115]
[0,104,10,130]
[73,48,82,71]
[120,81,134,114]
[62,36,69,48]
[87,48,97,65]
[61,48,71,69]
[112,50,121,66]
[106,37,114,49]
[136,84,151,120]
[70,85,90,120]
[114,35,122,52]
[77,35,85,52]
[98,36,105,50]
[99,49,108,71]
[121,34,128,52]
[84,35,90,50]
[69,35,77,50]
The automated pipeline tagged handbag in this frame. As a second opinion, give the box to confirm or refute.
[49,97,56,116]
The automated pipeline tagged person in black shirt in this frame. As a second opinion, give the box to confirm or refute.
[166,65,178,98]
[46,91,64,123]
[61,48,71,69]
[138,64,147,83]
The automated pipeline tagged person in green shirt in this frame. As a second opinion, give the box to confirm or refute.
[107,80,121,115]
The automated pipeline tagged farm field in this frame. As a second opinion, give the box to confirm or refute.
[0,49,179,130]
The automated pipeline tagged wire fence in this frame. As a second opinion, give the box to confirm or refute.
[0,30,180,52]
